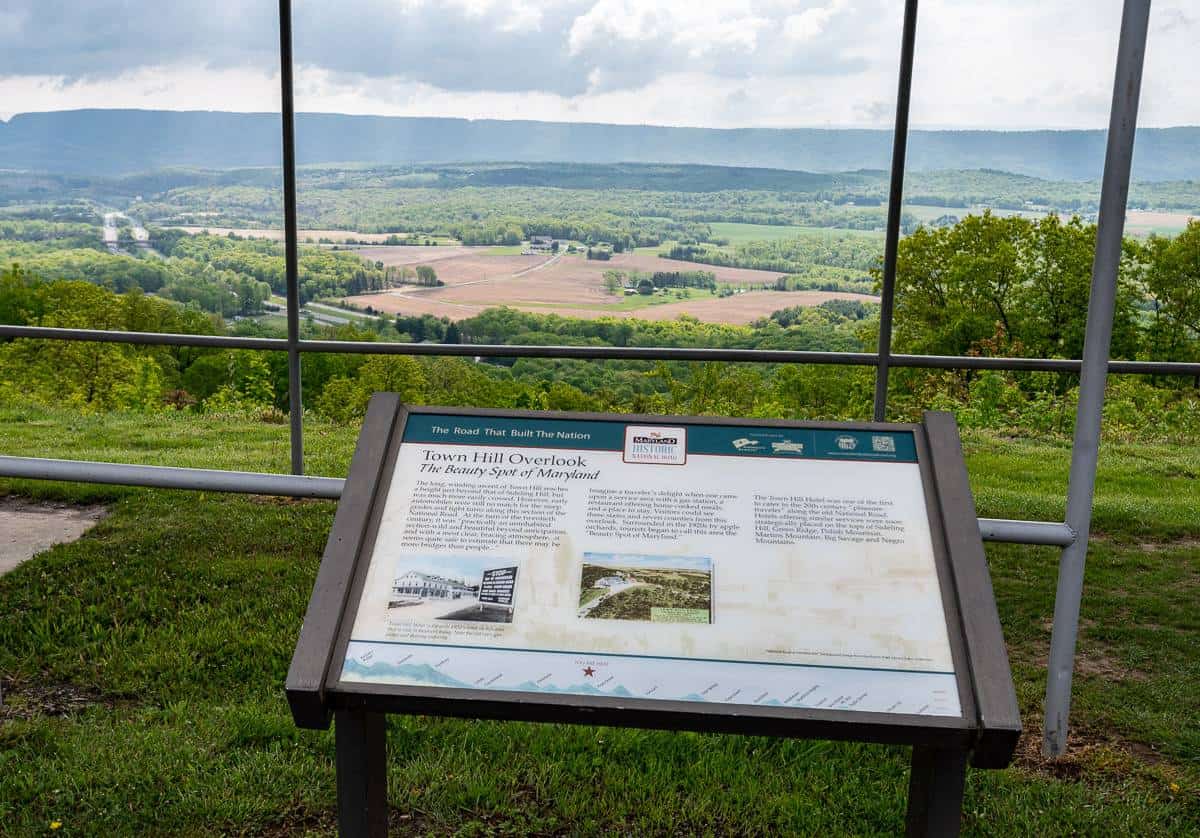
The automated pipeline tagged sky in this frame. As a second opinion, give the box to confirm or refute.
[0,1,1196,129]
[585,554,713,572]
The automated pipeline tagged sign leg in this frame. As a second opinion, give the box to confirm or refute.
[905,745,967,837]
[335,709,388,837]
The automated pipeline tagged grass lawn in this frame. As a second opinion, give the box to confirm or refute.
[0,405,1197,835]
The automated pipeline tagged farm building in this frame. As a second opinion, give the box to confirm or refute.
[594,575,625,588]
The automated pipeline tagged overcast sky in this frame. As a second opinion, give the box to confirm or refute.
[1,1,1196,129]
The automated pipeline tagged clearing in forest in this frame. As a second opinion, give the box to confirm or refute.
[339,249,877,324]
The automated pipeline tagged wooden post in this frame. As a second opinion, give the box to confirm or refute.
[905,745,967,837]
[335,709,388,837]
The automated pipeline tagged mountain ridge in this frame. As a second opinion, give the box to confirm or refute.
[3,109,1199,181]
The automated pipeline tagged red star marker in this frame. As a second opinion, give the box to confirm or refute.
[582,666,596,677]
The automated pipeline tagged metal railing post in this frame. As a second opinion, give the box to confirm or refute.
[1043,0,1151,758]
[873,0,918,422]
[279,0,304,475]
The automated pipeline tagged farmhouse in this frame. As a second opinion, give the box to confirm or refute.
[594,575,625,588]
[392,570,472,600]
[528,235,555,252]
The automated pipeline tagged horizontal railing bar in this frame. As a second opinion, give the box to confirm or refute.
[2,324,1198,375]
[1,457,1075,546]
[301,338,877,364]
[0,456,343,499]
[978,518,1076,546]
[0,324,288,351]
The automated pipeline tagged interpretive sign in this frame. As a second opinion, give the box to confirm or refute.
[287,398,1019,837]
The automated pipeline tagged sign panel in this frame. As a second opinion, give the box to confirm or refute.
[339,413,961,718]
[478,566,517,606]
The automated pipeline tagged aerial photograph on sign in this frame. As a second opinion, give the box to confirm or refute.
[578,553,713,624]
[387,555,518,623]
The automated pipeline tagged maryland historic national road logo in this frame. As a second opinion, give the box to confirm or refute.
[623,425,687,465]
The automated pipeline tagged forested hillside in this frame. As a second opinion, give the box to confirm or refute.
[4,110,1200,180]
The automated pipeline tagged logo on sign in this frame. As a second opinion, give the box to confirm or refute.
[835,434,858,451]
[623,425,687,465]
[771,440,805,454]
[872,435,896,453]
[731,437,762,451]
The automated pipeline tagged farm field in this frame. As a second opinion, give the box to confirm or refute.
[165,226,458,245]
[343,285,874,325]
[902,205,1195,237]
[357,247,548,278]
[708,221,883,244]
[903,205,1054,223]
[1124,209,1196,236]
[339,249,877,325]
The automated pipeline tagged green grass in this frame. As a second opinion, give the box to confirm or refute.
[707,222,884,245]
[577,587,605,608]
[1,405,1197,835]
[515,288,718,313]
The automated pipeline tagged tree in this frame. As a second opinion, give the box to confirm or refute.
[415,265,439,286]
[885,212,1140,361]
[1140,220,1200,362]
[602,270,625,295]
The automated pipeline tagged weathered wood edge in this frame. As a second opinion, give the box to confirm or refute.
[922,410,1021,768]
[285,393,402,729]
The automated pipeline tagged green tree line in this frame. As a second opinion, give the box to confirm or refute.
[2,212,1197,444]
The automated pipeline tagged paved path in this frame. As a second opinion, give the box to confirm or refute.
[0,499,106,575]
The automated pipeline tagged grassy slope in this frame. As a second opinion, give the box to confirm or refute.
[0,405,1196,835]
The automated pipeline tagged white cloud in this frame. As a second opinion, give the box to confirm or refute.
[0,0,1196,129]
[783,0,849,42]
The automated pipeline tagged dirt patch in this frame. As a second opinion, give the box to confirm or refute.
[0,497,107,575]
[258,805,337,837]
[1029,622,1148,682]
[246,495,326,507]
[1138,538,1200,553]
[1074,652,1150,682]
[0,676,132,721]
[1013,715,1168,783]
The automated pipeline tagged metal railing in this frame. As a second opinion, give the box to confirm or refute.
[0,0,1168,757]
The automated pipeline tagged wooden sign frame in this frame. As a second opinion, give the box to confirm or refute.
[287,395,1019,836]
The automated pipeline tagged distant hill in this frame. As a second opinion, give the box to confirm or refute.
[2,109,1199,181]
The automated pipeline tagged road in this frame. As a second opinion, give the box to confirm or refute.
[577,579,645,617]
[102,212,120,253]
[102,211,155,256]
